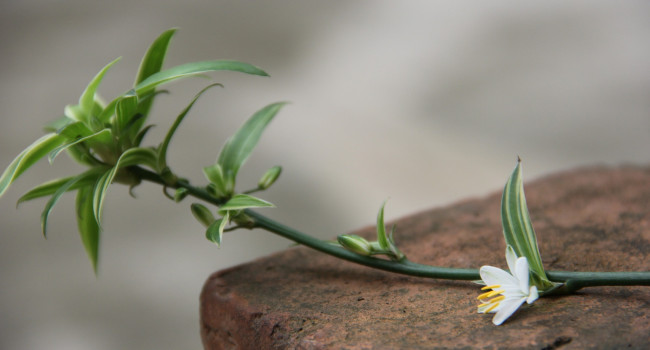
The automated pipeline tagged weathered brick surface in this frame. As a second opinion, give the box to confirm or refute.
[201,166,650,349]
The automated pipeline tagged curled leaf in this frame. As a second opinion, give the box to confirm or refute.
[206,211,230,247]
[157,83,221,172]
[41,169,103,237]
[0,134,66,198]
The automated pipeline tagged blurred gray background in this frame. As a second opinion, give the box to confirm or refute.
[1,1,649,349]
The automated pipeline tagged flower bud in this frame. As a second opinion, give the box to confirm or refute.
[258,166,282,190]
[337,234,373,256]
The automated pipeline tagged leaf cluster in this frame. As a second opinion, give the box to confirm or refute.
[0,29,271,273]
[193,102,287,246]
[337,201,405,261]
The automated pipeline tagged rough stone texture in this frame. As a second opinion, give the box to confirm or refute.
[200,166,650,349]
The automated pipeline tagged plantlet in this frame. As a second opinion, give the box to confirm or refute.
[1,29,648,326]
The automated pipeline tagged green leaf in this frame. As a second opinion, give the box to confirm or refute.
[97,89,166,127]
[376,200,390,251]
[216,102,286,192]
[18,176,75,204]
[115,91,138,135]
[158,83,221,172]
[91,147,158,225]
[133,124,155,147]
[41,169,103,237]
[91,170,113,226]
[206,211,230,247]
[64,104,86,123]
[76,185,101,273]
[257,166,282,190]
[79,57,122,121]
[218,194,274,212]
[375,200,404,261]
[0,134,66,198]
[501,159,553,289]
[203,164,229,198]
[135,28,177,87]
[134,28,177,121]
[119,147,159,170]
[134,60,268,95]
[57,120,94,139]
[48,129,112,164]
[18,172,101,204]
[45,115,74,133]
[191,203,215,228]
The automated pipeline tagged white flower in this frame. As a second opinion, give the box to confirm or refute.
[477,247,539,325]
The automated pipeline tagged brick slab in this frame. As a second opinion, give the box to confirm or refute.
[201,166,650,349]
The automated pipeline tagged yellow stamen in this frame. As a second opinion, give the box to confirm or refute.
[477,289,504,300]
[484,302,500,313]
[481,284,501,290]
[478,295,505,309]
[490,295,505,303]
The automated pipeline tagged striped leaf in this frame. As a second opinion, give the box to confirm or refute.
[0,134,66,197]
[501,160,554,289]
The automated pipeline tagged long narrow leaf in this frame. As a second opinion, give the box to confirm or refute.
[92,170,113,226]
[217,102,286,189]
[115,91,138,136]
[134,60,268,95]
[0,134,66,197]
[79,57,122,121]
[48,129,112,164]
[41,169,103,237]
[135,28,177,86]
[76,186,101,273]
[18,176,76,204]
[91,147,158,225]
[158,83,221,171]
[18,171,102,205]
[57,120,94,139]
[376,200,389,250]
[133,125,155,147]
[134,28,177,121]
[501,160,551,286]
[218,194,274,212]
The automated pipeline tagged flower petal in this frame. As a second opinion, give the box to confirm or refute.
[527,286,539,304]
[505,245,518,274]
[480,265,519,289]
[514,257,530,293]
[492,296,526,325]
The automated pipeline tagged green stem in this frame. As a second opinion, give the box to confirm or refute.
[546,271,650,293]
[129,166,650,291]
